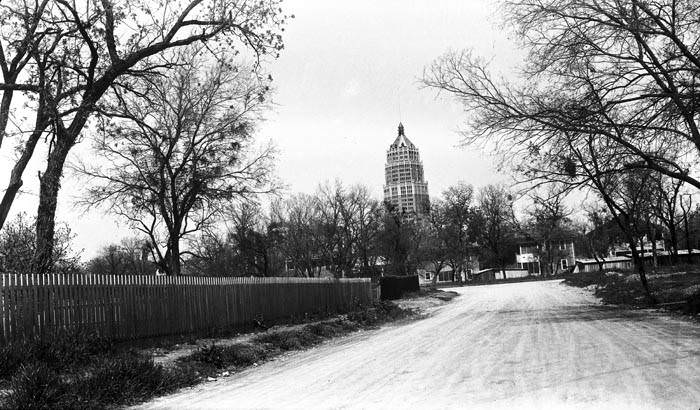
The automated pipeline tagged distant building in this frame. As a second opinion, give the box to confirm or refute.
[612,236,665,256]
[383,123,430,216]
[573,256,633,273]
[419,256,480,283]
[473,268,530,282]
[516,241,576,275]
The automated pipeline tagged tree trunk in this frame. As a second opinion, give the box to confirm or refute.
[431,264,440,289]
[684,212,691,252]
[33,135,73,274]
[650,234,658,273]
[593,253,604,272]
[629,243,656,304]
[169,234,181,276]
[669,222,679,263]
[0,80,16,149]
[0,116,47,231]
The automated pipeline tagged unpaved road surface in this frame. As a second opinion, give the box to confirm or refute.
[137,280,700,409]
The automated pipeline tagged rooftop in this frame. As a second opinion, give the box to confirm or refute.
[390,122,415,150]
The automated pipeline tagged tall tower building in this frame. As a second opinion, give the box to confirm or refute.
[383,123,430,215]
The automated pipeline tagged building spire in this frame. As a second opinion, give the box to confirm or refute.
[398,122,404,136]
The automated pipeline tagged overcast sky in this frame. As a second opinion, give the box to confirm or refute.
[2,0,524,258]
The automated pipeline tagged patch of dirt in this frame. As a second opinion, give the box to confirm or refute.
[394,289,459,314]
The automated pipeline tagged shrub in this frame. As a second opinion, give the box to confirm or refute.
[182,343,269,370]
[3,353,198,409]
[685,292,700,315]
[0,345,24,380]
[0,332,115,382]
[252,329,322,351]
[380,275,420,300]
[304,321,345,337]
[223,343,267,367]
[5,363,66,410]
[38,331,115,370]
[72,353,195,407]
[185,344,228,368]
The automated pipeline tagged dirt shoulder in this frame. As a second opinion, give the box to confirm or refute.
[563,269,700,319]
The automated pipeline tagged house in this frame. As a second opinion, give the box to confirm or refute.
[419,263,455,283]
[637,249,700,266]
[516,240,576,275]
[472,268,496,282]
[419,256,480,283]
[613,237,665,256]
[473,268,530,282]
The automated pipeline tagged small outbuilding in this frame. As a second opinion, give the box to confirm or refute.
[573,256,633,273]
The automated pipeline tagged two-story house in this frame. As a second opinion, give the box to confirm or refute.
[516,240,576,275]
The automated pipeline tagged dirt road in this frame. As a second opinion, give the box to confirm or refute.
[137,280,700,409]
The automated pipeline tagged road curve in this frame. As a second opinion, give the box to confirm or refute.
[137,280,700,410]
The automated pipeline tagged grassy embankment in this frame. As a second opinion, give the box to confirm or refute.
[563,266,700,316]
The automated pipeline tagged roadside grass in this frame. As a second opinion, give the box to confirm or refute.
[0,299,425,409]
[0,333,199,410]
[563,269,700,316]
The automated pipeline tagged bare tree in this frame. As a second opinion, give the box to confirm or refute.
[379,202,426,276]
[86,237,152,275]
[0,1,65,230]
[679,192,694,251]
[424,0,700,190]
[313,182,382,278]
[271,193,323,277]
[424,199,451,286]
[652,175,683,260]
[0,0,51,149]
[79,50,276,275]
[347,185,383,277]
[421,0,700,301]
[186,229,239,277]
[0,1,287,275]
[227,202,283,277]
[476,185,515,278]
[442,181,476,281]
[581,205,620,270]
[524,185,573,276]
[314,182,350,277]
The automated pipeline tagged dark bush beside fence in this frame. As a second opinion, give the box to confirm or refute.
[379,275,419,300]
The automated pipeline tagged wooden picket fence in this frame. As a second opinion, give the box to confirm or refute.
[0,274,372,345]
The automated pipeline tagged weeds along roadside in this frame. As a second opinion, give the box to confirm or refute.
[563,270,700,316]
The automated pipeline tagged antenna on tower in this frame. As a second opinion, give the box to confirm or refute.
[398,87,403,122]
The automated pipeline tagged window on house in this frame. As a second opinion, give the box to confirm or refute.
[560,259,568,270]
